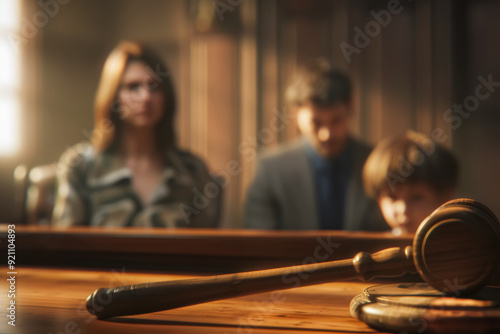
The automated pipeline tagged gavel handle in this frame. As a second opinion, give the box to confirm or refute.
[87,246,415,319]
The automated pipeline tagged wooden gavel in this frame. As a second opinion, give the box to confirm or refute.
[86,198,500,319]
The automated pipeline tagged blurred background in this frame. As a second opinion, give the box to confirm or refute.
[1,0,499,228]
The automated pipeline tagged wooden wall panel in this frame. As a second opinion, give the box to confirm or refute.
[8,0,500,227]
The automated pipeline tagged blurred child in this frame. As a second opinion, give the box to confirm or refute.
[363,131,459,235]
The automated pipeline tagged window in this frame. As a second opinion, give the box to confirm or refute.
[0,0,20,156]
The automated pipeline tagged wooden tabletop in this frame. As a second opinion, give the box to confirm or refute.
[0,225,411,333]
[0,225,412,272]
[2,266,389,334]
[1,226,498,333]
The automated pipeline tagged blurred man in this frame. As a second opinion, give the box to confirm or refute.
[244,59,387,231]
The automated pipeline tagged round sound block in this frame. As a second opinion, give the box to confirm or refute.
[350,283,500,334]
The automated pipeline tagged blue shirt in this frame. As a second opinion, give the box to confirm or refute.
[304,138,353,230]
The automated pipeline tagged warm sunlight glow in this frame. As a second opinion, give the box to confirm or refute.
[0,0,19,30]
[0,41,20,87]
[0,100,20,155]
[0,0,20,156]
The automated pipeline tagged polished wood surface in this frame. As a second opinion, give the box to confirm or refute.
[86,199,500,319]
[88,247,415,319]
[412,198,500,293]
[0,225,411,333]
[3,266,385,334]
[351,283,500,334]
[3,210,499,333]
[0,225,412,272]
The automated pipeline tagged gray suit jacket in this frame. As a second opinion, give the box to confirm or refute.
[244,137,388,231]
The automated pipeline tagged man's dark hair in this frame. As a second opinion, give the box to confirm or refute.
[286,58,351,108]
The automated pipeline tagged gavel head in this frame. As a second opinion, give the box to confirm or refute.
[413,198,500,294]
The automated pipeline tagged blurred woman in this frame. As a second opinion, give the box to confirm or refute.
[52,41,221,227]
